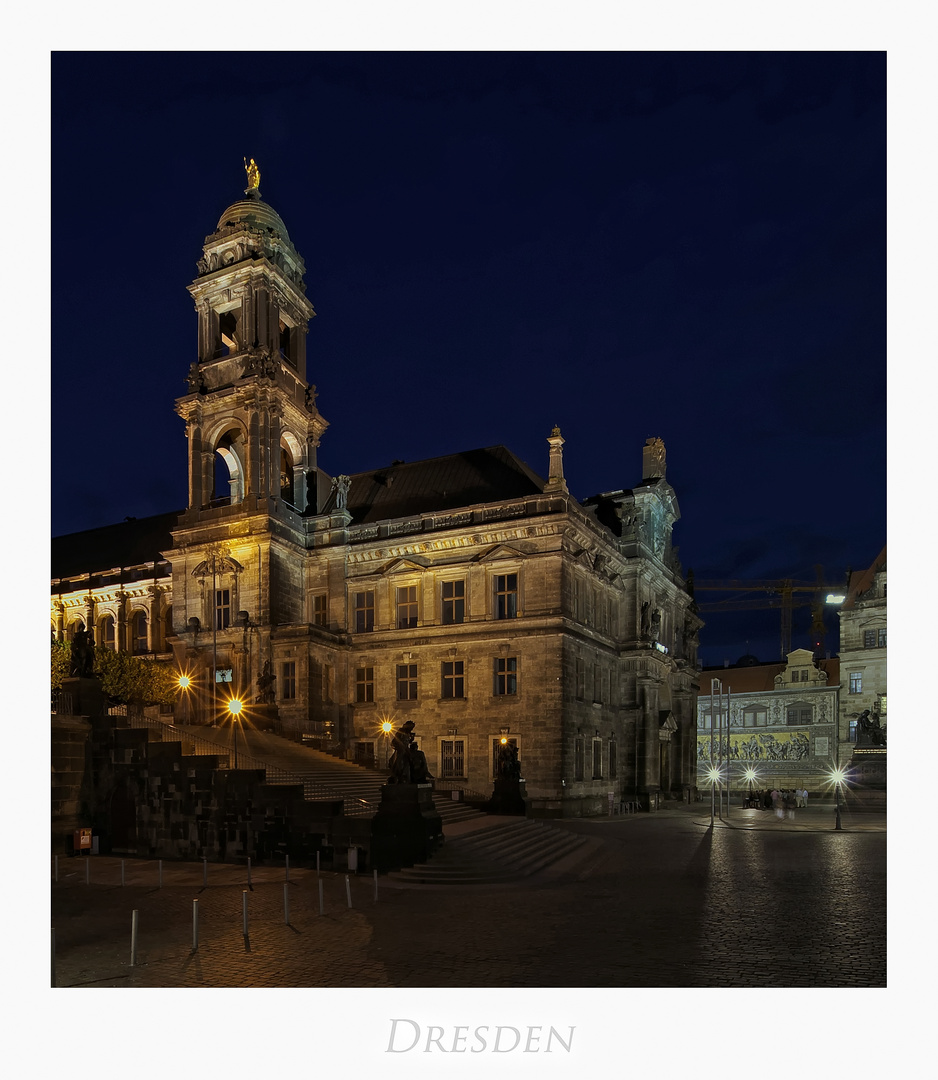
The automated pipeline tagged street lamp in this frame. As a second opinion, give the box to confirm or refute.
[705,765,722,828]
[743,767,759,808]
[228,696,244,769]
[379,718,394,767]
[829,764,848,830]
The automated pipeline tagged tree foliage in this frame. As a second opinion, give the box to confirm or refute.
[51,639,178,706]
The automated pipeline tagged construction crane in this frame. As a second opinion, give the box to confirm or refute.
[692,566,847,659]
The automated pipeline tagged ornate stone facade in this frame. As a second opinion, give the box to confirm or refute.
[52,176,703,817]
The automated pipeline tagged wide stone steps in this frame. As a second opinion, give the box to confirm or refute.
[387,818,598,885]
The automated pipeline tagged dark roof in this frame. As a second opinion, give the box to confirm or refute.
[701,657,840,693]
[843,545,886,610]
[52,511,182,580]
[329,446,546,525]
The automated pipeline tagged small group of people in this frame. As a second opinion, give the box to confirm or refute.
[746,787,809,818]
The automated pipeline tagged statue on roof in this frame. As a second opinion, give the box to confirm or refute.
[243,157,261,192]
[332,474,351,511]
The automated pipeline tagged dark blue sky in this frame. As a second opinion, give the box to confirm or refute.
[51,52,885,666]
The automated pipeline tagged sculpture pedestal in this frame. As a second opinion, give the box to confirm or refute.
[251,704,279,731]
[848,747,887,809]
[370,784,443,872]
[486,777,530,815]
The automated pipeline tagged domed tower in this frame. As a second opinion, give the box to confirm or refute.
[166,164,330,714]
[176,161,328,516]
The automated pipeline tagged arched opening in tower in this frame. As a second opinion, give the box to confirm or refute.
[280,446,295,506]
[213,431,245,505]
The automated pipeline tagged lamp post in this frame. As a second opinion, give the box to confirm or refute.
[380,719,393,767]
[228,696,244,769]
[176,673,191,726]
[830,765,847,830]
[743,767,758,808]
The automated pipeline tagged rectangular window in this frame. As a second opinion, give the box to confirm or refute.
[441,738,466,778]
[281,661,296,701]
[495,573,518,619]
[849,671,863,694]
[442,660,465,699]
[355,666,374,703]
[354,591,374,633]
[214,589,231,630]
[592,739,603,779]
[574,737,584,782]
[492,737,519,777]
[397,663,417,701]
[312,594,327,627]
[848,720,857,743]
[608,740,617,780]
[744,709,766,728]
[786,706,812,726]
[441,580,465,625]
[864,630,876,648]
[396,585,418,629]
[878,628,887,648]
[493,656,518,696]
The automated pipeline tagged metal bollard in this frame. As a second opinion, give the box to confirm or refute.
[345,874,352,909]
[283,882,290,925]
[316,851,320,877]
[85,858,90,885]
[285,854,290,882]
[242,890,249,936]
[318,879,324,916]
[192,899,199,951]
[130,909,139,966]
[247,857,252,887]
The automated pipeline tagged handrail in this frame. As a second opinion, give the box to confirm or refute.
[124,713,380,816]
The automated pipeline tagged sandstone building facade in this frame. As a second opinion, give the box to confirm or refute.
[837,547,887,761]
[52,173,702,817]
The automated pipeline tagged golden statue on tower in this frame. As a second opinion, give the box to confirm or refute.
[243,157,261,192]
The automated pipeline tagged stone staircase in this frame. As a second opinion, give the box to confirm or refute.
[386,818,603,886]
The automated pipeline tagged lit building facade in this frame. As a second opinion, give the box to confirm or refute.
[52,174,703,817]
[837,547,887,761]
[696,649,840,794]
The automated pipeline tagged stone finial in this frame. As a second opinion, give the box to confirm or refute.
[643,437,666,480]
[545,425,568,494]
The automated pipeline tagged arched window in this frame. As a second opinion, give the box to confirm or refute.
[98,614,116,651]
[131,611,148,654]
[213,429,245,506]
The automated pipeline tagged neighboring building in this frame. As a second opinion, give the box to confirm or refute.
[837,547,887,762]
[52,171,703,817]
[696,649,840,794]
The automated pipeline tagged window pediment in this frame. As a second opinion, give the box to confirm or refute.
[475,543,529,563]
[382,556,429,575]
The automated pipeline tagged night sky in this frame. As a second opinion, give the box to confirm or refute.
[51,52,885,666]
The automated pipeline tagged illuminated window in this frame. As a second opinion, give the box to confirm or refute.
[281,661,296,701]
[442,661,465,699]
[849,671,863,694]
[396,586,418,629]
[132,611,148,654]
[312,594,327,626]
[494,657,518,695]
[743,708,767,728]
[355,666,374,703]
[441,580,465,625]
[214,589,231,630]
[495,573,518,619]
[354,591,374,633]
[397,663,417,701]
[99,615,116,651]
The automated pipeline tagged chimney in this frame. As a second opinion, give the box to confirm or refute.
[643,437,666,481]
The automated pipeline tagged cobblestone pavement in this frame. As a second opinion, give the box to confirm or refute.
[50,804,885,988]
